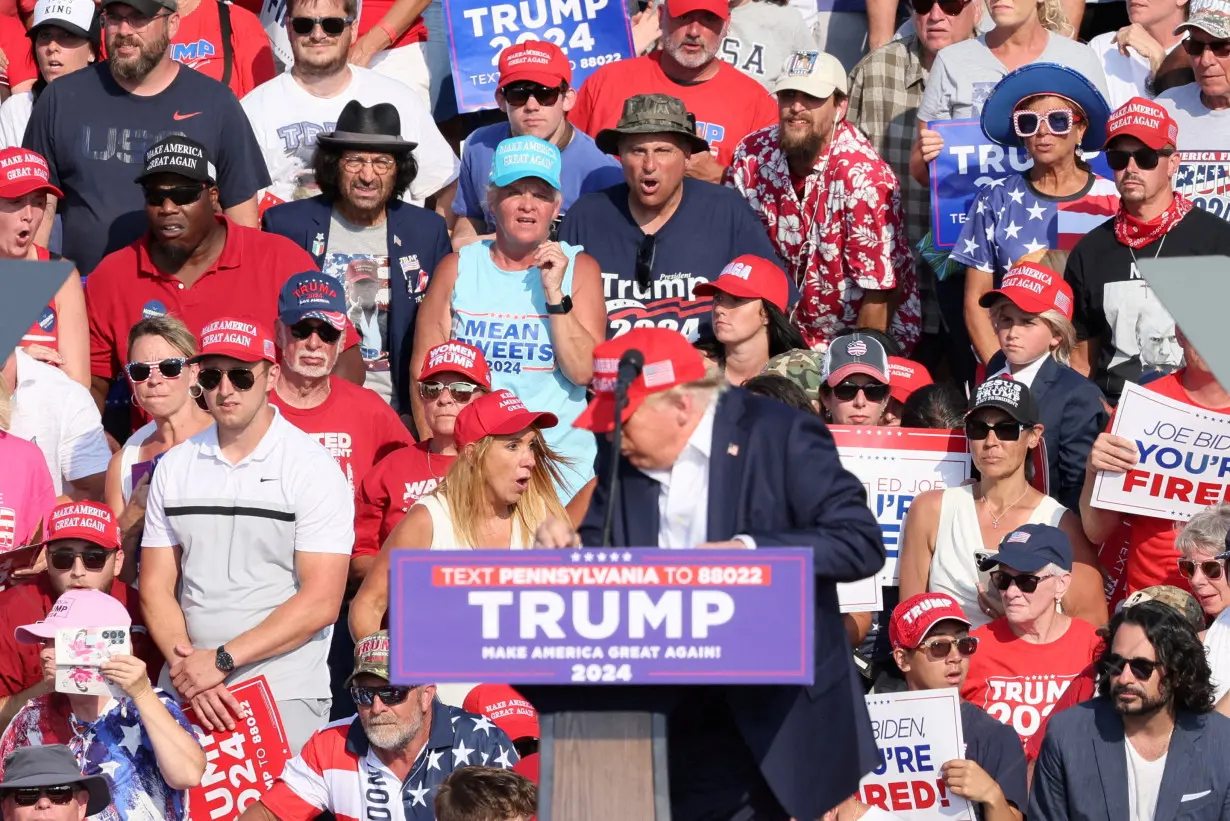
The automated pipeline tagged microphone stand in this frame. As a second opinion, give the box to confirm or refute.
[601,382,629,548]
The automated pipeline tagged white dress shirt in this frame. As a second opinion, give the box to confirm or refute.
[989,354,1047,389]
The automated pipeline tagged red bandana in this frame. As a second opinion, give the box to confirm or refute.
[1114,192,1193,249]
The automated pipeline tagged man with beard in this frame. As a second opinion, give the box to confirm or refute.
[22,0,268,275]
[86,136,365,434]
[728,50,921,355]
[1030,600,1230,820]
[239,631,519,821]
[569,0,777,178]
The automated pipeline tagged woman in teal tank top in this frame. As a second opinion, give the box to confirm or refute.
[413,136,607,503]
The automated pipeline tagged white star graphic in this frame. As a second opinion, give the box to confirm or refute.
[471,714,496,735]
[584,553,595,563]
[570,552,581,563]
[453,740,475,766]
[962,237,979,255]
[986,177,1006,188]
[427,749,445,771]
[119,722,142,754]
[976,200,986,214]
[451,715,459,726]
[481,751,490,765]
[407,782,430,807]
[1023,237,1046,254]
[622,552,632,561]
[1003,221,1022,239]
[99,761,121,778]
[1008,188,1025,204]
[597,551,607,561]
[494,745,515,769]
[984,225,994,241]
[1026,202,1047,221]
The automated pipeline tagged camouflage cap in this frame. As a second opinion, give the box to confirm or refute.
[346,630,390,686]
[595,94,710,156]
[763,349,824,403]
[1121,585,1206,632]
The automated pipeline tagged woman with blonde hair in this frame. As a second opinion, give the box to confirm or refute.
[348,389,568,638]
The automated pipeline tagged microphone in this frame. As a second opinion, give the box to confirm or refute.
[615,349,644,392]
[602,348,644,547]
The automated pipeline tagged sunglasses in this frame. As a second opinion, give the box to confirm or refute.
[1106,146,1174,172]
[289,323,343,344]
[965,419,1029,441]
[830,382,890,402]
[1102,653,1161,681]
[419,381,480,402]
[990,570,1054,593]
[635,233,656,292]
[125,357,185,382]
[49,548,112,572]
[910,0,970,13]
[501,82,564,107]
[1182,37,1230,57]
[1178,552,1230,580]
[289,15,353,35]
[916,635,979,660]
[350,685,413,706]
[197,367,258,392]
[142,184,206,207]
[5,786,76,806]
[1012,108,1080,138]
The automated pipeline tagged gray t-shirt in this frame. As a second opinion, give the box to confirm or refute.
[323,209,394,402]
[721,1,819,90]
[918,33,1111,124]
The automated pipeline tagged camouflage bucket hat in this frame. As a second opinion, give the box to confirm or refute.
[763,350,824,403]
[595,93,710,156]
[1121,585,1206,632]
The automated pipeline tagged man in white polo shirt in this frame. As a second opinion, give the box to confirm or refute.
[139,316,353,755]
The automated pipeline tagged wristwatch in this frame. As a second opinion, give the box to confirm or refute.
[546,295,573,315]
[215,646,235,673]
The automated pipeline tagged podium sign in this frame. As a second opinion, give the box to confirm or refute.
[388,548,815,686]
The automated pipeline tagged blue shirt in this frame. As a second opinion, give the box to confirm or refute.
[453,123,624,228]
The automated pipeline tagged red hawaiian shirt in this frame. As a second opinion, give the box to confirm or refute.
[727,120,921,353]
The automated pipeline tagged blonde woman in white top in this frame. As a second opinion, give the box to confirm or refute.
[898,377,1106,629]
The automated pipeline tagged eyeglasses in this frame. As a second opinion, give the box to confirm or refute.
[197,367,258,392]
[350,685,413,706]
[289,323,343,344]
[289,15,353,35]
[5,786,76,806]
[1182,37,1230,57]
[830,382,891,402]
[1102,653,1162,681]
[142,184,206,207]
[340,155,396,174]
[910,0,971,13]
[965,419,1029,441]
[420,381,481,402]
[1106,146,1174,171]
[916,635,979,660]
[101,10,169,28]
[1178,552,1230,580]
[501,82,564,107]
[49,548,112,572]
[635,233,656,292]
[990,570,1055,593]
[1012,108,1080,138]
[125,357,185,382]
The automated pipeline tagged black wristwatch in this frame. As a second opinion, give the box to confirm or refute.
[215,645,235,673]
[546,295,573,315]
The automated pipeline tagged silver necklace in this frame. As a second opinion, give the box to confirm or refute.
[981,487,1032,529]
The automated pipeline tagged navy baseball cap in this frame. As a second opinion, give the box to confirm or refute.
[278,272,347,331]
[979,524,1073,573]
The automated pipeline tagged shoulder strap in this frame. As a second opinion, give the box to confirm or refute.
[218,0,234,90]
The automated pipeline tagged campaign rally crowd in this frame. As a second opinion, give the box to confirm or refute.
[1,0,1230,814]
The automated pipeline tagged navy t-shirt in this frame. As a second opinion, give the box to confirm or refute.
[559,177,785,340]
[960,701,1028,817]
[24,63,271,274]
[453,122,623,228]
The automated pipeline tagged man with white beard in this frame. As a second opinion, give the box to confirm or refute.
[239,631,518,821]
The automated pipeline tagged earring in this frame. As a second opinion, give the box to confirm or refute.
[129,394,140,407]
[189,384,203,399]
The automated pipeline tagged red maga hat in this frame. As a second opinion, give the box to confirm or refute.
[693,255,790,312]
[419,341,492,390]
[44,501,121,550]
[191,317,276,364]
[498,41,572,89]
[0,148,62,200]
[979,261,1073,319]
[1105,97,1178,150]
[887,357,933,406]
[463,684,540,741]
[889,592,971,650]
[454,390,558,448]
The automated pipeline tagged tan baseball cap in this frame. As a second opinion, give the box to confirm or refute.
[346,630,391,686]
[773,51,847,99]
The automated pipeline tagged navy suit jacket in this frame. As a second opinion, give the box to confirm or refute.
[261,195,451,414]
[985,354,1108,512]
[530,389,885,820]
[1030,699,1230,821]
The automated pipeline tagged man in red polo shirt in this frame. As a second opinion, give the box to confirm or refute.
[0,501,159,731]
[85,135,363,425]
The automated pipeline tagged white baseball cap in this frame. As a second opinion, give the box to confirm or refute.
[31,0,98,41]
[774,50,848,99]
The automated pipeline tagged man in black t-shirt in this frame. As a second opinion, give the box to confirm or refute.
[1065,96,1230,403]
[23,0,269,274]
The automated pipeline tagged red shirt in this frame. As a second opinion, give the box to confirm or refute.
[167,1,275,98]
[1023,659,1100,761]
[1120,372,1230,594]
[353,441,455,558]
[569,53,777,167]
[270,376,412,495]
[0,577,162,697]
[0,15,35,88]
[961,617,1102,748]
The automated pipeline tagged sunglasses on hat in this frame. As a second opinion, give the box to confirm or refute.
[289,323,342,344]
[1106,146,1174,172]
[4,787,76,806]
[142,184,206,207]
[125,358,185,382]
[48,547,112,572]
[502,82,564,107]
[916,635,979,660]
[1012,109,1080,138]
[198,367,258,392]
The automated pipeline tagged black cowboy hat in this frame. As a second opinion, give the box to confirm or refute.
[316,101,417,153]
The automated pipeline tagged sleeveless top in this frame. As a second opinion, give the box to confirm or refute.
[451,241,596,502]
[21,246,59,351]
[929,485,1067,629]
[119,420,158,503]
[416,494,529,551]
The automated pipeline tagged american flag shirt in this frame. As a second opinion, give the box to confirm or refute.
[261,699,518,821]
[951,172,1120,281]
[0,691,194,821]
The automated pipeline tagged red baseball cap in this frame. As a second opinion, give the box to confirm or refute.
[512,752,539,786]
[574,328,709,434]
[888,592,972,650]
[666,0,730,20]
[44,501,121,550]
[463,684,540,742]
[0,148,62,200]
[887,357,933,405]
[454,390,558,449]
[979,261,1074,319]
[692,255,790,312]
[419,341,492,390]
[1105,97,1178,150]
[498,41,572,89]
[190,317,276,364]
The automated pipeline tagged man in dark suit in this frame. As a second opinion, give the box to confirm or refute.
[533,327,885,821]
[262,101,451,419]
[1030,600,1230,821]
